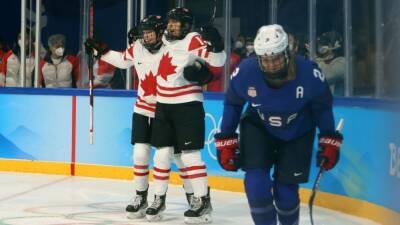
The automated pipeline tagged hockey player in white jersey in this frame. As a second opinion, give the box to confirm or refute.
[85,14,214,222]
[85,15,169,220]
[149,7,226,224]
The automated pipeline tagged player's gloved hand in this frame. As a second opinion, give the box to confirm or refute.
[128,26,141,45]
[199,25,224,53]
[183,59,213,85]
[214,133,240,171]
[317,131,343,170]
[84,38,109,58]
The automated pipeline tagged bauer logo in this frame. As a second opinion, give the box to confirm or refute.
[389,142,400,179]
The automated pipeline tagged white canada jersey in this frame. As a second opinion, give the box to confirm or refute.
[101,40,165,118]
[157,32,226,104]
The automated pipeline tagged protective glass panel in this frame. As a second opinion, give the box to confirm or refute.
[316,0,345,96]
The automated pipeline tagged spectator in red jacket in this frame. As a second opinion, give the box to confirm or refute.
[0,31,36,87]
[40,34,78,88]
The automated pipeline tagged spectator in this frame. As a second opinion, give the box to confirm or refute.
[315,31,345,96]
[0,30,35,87]
[206,38,242,92]
[205,65,224,92]
[0,37,8,86]
[232,34,246,59]
[73,54,116,89]
[92,59,116,88]
[40,34,78,88]
[245,37,256,57]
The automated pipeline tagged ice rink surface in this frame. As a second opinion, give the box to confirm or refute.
[0,172,380,225]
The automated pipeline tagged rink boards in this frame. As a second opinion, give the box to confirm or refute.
[0,88,399,225]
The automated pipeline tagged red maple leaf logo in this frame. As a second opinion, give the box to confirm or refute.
[157,52,177,81]
[140,71,157,96]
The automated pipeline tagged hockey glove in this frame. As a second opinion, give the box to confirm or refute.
[128,26,141,45]
[199,25,224,53]
[183,60,213,85]
[317,131,343,170]
[84,38,110,58]
[214,133,240,171]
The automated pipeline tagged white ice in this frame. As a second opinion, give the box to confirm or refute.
[0,172,379,225]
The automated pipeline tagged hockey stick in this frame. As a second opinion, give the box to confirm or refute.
[309,118,344,225]
[88,0,94,144]
[209,0,217,25]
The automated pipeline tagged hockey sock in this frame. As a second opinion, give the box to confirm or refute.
[133,143,151,191]
[244,169,277,225]
[153,147,173,195]
[273,181,300,225]
[173,153,194,194]
[180,150,208,197]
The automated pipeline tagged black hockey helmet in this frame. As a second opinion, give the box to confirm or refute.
[139,15,165,52]
[165,7,194,40]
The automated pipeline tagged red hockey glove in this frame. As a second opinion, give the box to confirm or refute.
[214,133,240,171]
[317,132,343,170]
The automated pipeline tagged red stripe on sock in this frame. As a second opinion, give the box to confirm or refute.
[153,167,171,173]
[134,171,149,176]
[179,165,206,172]
[153,175,170,180]
[180,173,207,179]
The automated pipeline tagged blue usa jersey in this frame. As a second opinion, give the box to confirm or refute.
[220,55,335,141]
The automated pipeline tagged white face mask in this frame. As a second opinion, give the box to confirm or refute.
[55,47,64,57]
[246,45,254,53]
[18,39,23,48]
[317,45,330,55]
[289,44,294,52]
[235,41,244,49]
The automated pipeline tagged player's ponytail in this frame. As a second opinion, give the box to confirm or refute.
[286,52,297,81]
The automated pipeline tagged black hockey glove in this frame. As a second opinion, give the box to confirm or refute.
[128,26,141,45]
[183,59,214,85]
[199,25,224,53]
[84,38,110,58]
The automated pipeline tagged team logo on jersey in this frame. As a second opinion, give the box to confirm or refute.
[248,86,257,97]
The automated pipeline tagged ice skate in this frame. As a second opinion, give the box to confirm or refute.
[145,194,166,221]
[125,189,148,219]
[184,195,212,224]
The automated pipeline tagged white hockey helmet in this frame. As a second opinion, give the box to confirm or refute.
[254,24,288,56]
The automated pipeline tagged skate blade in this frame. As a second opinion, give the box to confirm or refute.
[126,210,146,219]
[184,214,212,224]
[146,213,163,222]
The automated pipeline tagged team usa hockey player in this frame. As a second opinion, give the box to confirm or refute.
[214,24,343,225]
[148,7,226,224]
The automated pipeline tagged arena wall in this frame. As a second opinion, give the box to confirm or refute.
[0,88,399,224]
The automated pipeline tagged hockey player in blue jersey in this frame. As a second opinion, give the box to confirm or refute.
[214,24,343,225]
